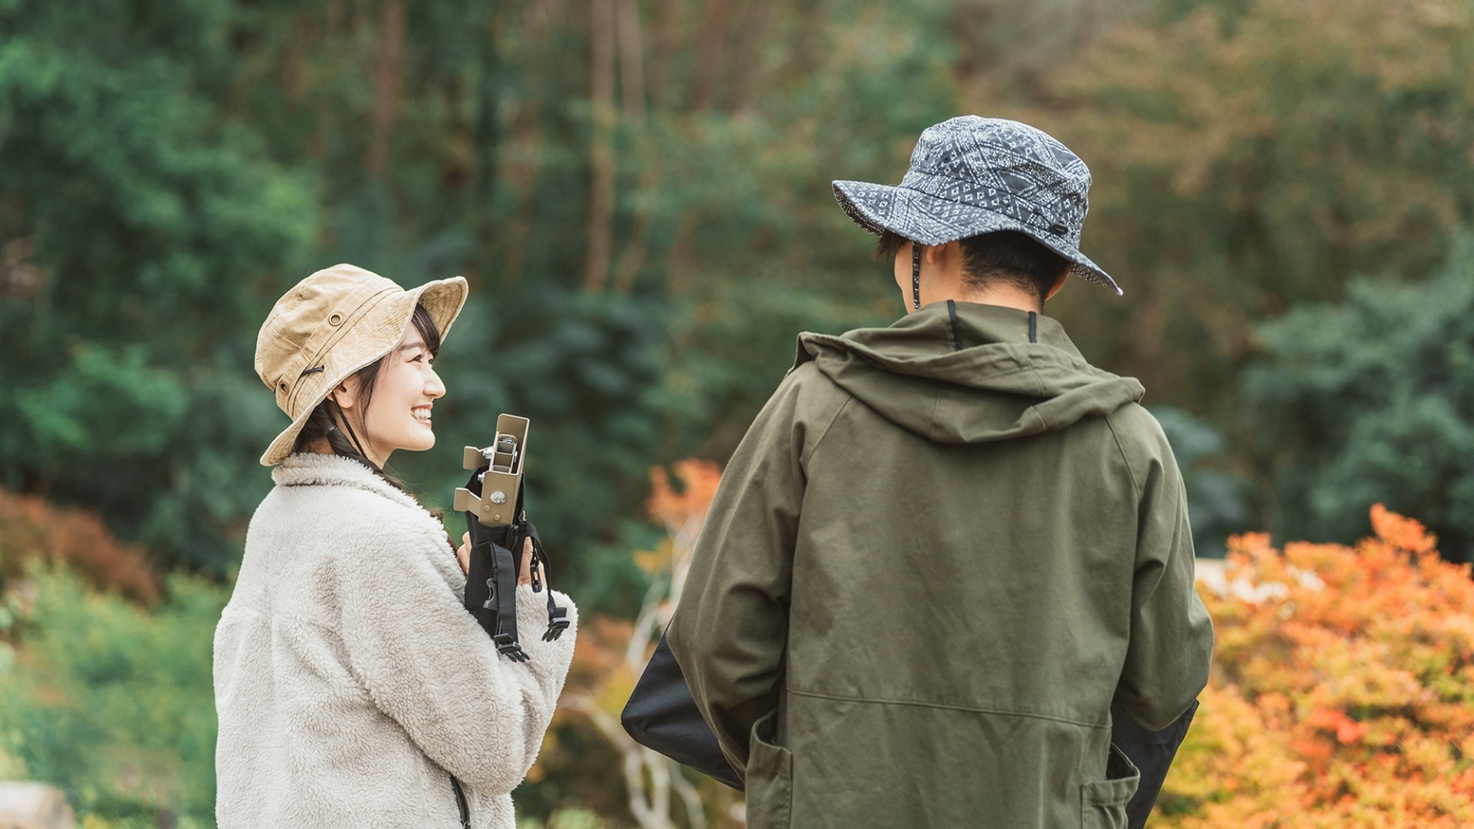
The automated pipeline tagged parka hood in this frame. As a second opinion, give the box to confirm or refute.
[796,301,1144,443]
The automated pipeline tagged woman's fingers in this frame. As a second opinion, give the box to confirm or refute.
[518,536,534,586]
[458,533,534,585]
[455,532,472,576]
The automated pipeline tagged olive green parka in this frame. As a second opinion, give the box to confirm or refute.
[667,301,1213,828]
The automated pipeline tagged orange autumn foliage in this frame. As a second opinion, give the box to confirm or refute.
[1159,505,1474,828]
[0,489,160,605]
[634,458,722,582]
[646,459,722,533]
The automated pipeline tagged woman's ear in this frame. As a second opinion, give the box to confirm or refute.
[329,378,359,411]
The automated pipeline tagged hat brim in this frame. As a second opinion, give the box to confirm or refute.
[832,180,1122,296]
[259,275,469,466]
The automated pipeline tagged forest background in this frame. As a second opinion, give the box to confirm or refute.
[1,0,1473,826]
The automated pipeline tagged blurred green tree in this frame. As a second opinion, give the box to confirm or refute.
[216,1,960,604]
[997,0,1474,414]
[937,0,1474,547]
[0,0,317,572]
[1243,238,1474,562]
[0,0,966,587]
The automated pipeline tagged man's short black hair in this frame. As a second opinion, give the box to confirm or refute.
[875,229,1069,303]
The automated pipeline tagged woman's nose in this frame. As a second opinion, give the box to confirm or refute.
[425,366,446,398]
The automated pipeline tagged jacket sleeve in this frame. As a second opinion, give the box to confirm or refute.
[337,524,577,792]
[666,370,814,776]
[1114,427,1214,732]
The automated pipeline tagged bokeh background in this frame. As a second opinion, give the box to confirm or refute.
[1,0,1472,826]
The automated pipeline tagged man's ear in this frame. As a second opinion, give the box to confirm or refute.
[924,240,961,266]
[1045,267,1070,301]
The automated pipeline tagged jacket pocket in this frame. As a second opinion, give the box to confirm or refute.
[1081,742,1140,829]
[744,710,792,829]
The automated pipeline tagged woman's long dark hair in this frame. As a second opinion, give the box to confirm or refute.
[291,304,442,490]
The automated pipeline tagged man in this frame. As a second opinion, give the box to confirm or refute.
[665,116,1214,828]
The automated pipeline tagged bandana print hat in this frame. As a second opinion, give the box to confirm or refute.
[832,116,1121,295]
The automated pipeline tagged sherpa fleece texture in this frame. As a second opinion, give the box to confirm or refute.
[213,453,577,829]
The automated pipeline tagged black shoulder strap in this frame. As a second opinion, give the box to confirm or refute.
[450,775,470,828]
[524,521,570,641]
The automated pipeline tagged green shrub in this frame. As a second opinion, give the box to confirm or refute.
[1244,237,1474,562]
[0,567,225,824]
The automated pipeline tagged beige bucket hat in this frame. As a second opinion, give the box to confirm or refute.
[255,263,468,466]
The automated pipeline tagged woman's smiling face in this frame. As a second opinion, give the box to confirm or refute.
[350,322,445,467]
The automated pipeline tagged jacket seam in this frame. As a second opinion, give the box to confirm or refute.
[787,687,1106,729]
[800,379,855,466]
[1103,412,1142,503]
[926,387,944,442]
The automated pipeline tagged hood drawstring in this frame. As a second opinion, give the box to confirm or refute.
[331,399,372,462]
[911,242,922,311]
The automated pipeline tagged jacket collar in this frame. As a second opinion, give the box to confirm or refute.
[272,453,429,514]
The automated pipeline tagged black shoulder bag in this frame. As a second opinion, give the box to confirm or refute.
[620,632,744,790]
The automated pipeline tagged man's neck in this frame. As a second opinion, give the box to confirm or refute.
[948,284,1043,314]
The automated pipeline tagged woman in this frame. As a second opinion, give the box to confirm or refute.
[213,263,577,828]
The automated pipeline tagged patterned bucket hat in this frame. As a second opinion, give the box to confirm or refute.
[254,263,468,466]
[833,116,1120,295]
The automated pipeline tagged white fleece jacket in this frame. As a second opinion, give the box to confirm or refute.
[213,453,577,829]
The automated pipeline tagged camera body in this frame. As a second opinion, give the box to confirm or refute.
[454,414,567,660]
[454,414,528,530]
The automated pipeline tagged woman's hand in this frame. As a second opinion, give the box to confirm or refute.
[456,532,471,575]
[517,537,533,586]
[456,532,534,586]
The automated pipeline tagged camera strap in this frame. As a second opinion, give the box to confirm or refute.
[523,521,571,641]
